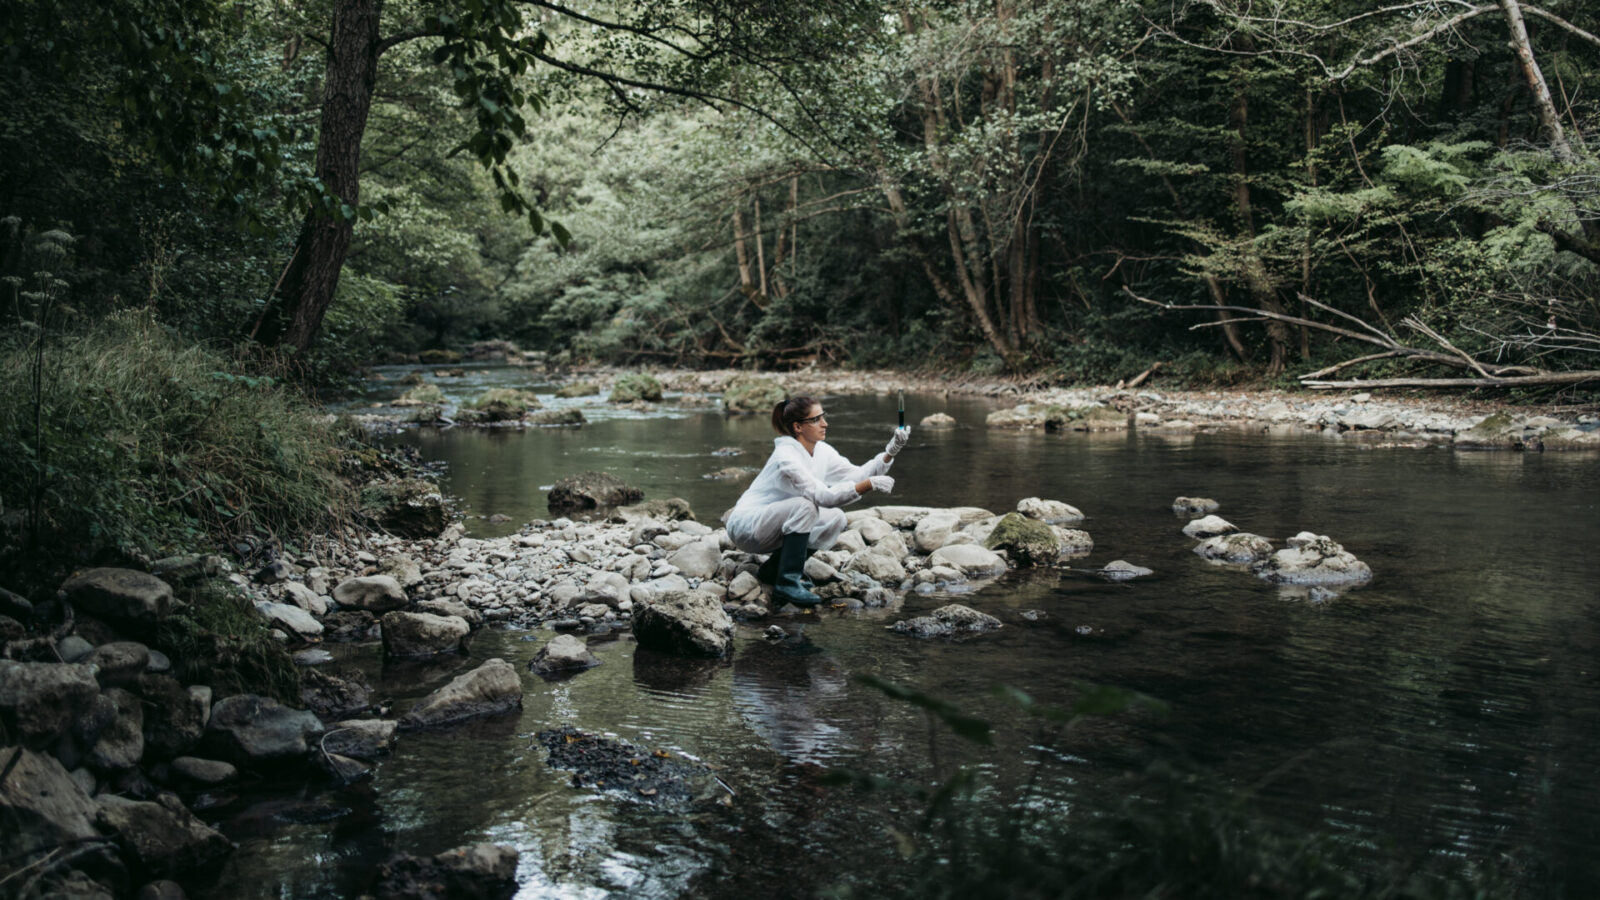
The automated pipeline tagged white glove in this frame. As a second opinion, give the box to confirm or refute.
[884,426,911,458]
[868,475,895,494]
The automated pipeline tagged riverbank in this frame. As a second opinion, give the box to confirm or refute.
[353,362,1600,449]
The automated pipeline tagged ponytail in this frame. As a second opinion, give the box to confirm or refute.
[771,395,818,438]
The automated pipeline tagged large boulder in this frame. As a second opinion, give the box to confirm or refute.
[359,479,448,538]
[94,794,231,877]
[380,611,470,658]
[1194,533,1275,563]
[632,590,734,658]
[927,544,1007,577]
[0,660,102,747]
[721,375,786,413]
[400,659,523,730]
[529,635,600,676]
[0,747,105,868]
[665,539,721,579]
[890,604,1003,638]
[608,372,664,403]
[58,568,173,631]
[1253,533,1372,586]
[982,512,1061,567]
[547,471,644,512]
[373,843,519,900]
[203,694,325,765]
[332,575,408,612]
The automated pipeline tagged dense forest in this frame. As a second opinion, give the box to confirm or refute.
[4,0,1598,387]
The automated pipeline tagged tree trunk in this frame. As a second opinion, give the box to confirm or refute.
[257,0,383,352]
[1498,0,1575,162]
[1226,59,1292,375]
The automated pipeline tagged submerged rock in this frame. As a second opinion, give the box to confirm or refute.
[373,843,519,900]
[1172,497,1219,515]
[529,634,600,676]
[1252,533,1372,586]
[400,659,522,729]
[1100,560,1153,581]
[889,603,1003,638]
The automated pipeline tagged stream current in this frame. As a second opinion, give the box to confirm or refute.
[199,367,1600,898]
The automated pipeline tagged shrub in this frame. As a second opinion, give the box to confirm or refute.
[0,311,352,584]
[608,372,663,403]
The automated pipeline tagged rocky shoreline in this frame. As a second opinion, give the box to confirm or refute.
[5,364,1587,899]
[359,364,1600,449]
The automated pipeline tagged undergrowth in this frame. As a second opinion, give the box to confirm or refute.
[0,310,355,588]
[153,577,301,703]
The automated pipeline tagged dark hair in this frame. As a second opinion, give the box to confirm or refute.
[771,396,819,437]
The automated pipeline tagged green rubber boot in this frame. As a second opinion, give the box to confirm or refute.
[773,532,822,607]
[758,544,815,589]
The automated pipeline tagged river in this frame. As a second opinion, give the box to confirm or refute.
[199,366,1600,898]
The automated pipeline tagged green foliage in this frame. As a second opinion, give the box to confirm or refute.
[608,372,664,403]
[154,577,301,704]
[0,312,353,581]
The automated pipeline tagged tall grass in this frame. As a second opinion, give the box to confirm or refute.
[0,310,353,584]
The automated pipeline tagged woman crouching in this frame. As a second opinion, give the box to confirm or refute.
[725,396,909,607]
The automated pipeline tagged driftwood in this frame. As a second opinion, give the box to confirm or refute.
[1125,288,1600,390]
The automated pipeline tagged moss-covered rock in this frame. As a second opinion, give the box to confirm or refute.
[359,479,447,537]
[463,389,542,422]
[527,408,586,426]
[608,372,663,403]
[548,471,644,511]
[722,375,786,414]
[554,382,600,399]
[418,349,462,365]
[395,384,445,406]
[982,512,1061,567]
[1453,411,1523,448]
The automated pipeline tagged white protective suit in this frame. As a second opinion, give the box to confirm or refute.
[724,436,894,554]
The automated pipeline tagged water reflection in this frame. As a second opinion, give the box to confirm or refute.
[730,635,853,765]
[197,382,1600,899]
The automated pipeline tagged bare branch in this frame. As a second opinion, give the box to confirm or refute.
[1330,5,1496,81]
[1522,5,1600,51]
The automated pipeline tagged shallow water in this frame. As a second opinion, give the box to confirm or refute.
[207,373,1600,898]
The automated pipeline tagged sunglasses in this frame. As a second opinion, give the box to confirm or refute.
[797,411,827,425]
